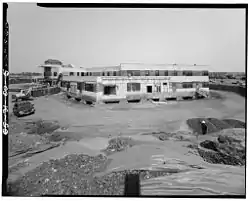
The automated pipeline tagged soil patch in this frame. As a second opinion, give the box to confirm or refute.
[7,153,187,196]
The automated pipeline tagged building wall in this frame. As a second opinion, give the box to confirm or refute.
[97,76,209,102]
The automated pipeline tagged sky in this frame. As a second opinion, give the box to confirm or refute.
[8,3,246,73]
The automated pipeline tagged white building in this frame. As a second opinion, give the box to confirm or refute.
[39,63,209,104]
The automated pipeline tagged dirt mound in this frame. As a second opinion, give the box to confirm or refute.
[103,137,138,155]
[197,136,245,166]
[186,118,245,134]
[25,120,60,135]
[143,131,194,141]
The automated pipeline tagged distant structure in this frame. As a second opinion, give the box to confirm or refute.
[39,63,209,104]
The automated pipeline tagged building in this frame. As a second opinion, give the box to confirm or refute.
[39,63,210,104]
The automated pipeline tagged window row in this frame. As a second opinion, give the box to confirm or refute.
[61,81,209,93]
[68,70,209,77]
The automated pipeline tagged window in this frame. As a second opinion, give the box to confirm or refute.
[176,83,183,88]
[53,72,57,77]
[133,70,141,76]
[89,72,92,76]
[145,70,150,76]
[77,82,83,91]
[183,82,193,88]
[127,83,141,92]
[113,71,117,76]
[104,85,116,95]
[85,83,96,92]
[76,72,79,76]
[69,72,74,76]
[202,82,209,88]
[173,71,177,76]
[164,71,168,76]
[156,85,161,92]
[183,71,192,76]
[163,82,168,85]
[202,71,209,76]
[107,72,110,76]
[81,72,85,76]
[155,70,159,76]
[102,72,105,76]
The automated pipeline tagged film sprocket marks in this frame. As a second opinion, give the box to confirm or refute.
[3,70,9,135]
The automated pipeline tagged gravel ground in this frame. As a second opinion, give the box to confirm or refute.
[7,153,183,196]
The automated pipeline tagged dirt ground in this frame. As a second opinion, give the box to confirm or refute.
[8,90,246,195]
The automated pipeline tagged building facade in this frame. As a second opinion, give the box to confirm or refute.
[39,63,209,104]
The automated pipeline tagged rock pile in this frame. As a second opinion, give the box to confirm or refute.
[197,132,245,166]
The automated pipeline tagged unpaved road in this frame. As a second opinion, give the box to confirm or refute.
[8,90,246,195]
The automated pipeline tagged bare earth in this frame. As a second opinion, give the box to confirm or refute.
[8,90,245,195]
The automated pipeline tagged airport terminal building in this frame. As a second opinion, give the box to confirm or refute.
[39,63,209,104]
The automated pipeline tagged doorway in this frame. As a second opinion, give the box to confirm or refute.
[147,86,152,93]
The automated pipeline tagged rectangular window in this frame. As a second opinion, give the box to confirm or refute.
[183,82,193,88]
[163,82,168,85]
[177,71,183,76]
[107,72,110,76]
[176,83,183,88]
[183,71,193,76]
[145,70,150,76]
[155,70,159,76]
[202,71,209,76]
[173,71,177,76]
[89,72,92,76]
[69,72,74,76]
[113,71,117,76]
[202,82,209,88]
[85,83,96,92]
[53,72,57,77]
[133,70,141,76]
[156,85,161,92]
[127,83,141,92]
[77,72,80,76]
[81,72,84,76]
[164,71,168,76]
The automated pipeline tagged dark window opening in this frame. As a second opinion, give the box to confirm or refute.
[69,72,74,76]
[81,72,84,76]
[113,71,117,76]
[156,85,161,92]
[53,72,57,77]
[155,70,159,76]
[102,72,105,76]
[104,85,116,95]
[147,86,152,93]
[202,82,209,88]
[127,83,141,92]
[89,72,92,76]
[85,83,96,92]
[202,71,209,76]
[164,71,168,76]
[145,70,150,76]
[107,72,110,76]
[77,82,83,92]
[183,82,193,88]
[183,71,193,76]
[163,82,168,85]
[173,71,177,76]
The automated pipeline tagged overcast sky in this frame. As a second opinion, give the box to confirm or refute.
[8,3,246,73]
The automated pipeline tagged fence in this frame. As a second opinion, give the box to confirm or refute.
[209,84,246,97]
[31,87,61,97]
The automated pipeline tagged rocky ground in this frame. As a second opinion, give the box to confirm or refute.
[7,90,246,196]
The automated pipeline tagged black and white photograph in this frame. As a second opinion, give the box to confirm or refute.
[2,2,247,197]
